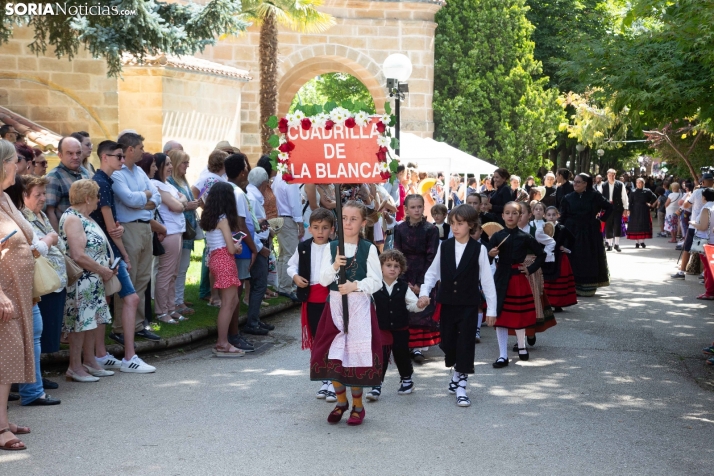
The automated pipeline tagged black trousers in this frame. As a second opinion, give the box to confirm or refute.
[307,302,326,338]
[380,329,413,382]
[439,304,478,374]
[605,208,623,239]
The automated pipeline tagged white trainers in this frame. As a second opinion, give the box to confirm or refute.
[120,355,156,374]
[96,353,122,369]
[316,381,329,399]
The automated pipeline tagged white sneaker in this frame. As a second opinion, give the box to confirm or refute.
[120,355,156,374]
[96,353,122,369]
[316,381,329,399]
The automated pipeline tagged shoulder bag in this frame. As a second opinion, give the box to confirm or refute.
[64,253,83,287]
[92,223,122,296]
[33,251,61,298]
[153,210,165,256]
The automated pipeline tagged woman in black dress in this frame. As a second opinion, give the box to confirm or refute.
[559,173,613,297]
[627,177,658,249]
[489,168,515,225]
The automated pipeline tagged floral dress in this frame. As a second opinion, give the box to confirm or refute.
[60,208,112,333]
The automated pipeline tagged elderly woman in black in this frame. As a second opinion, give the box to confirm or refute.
[559,173,613,297]
[489,168,515,224]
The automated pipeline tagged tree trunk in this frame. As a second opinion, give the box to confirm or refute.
[259,10,279,154]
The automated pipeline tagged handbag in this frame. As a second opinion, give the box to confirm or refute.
[153,211,165,256]
[33,254,61,298]
[93,223,122,297]
[183,218,197,240]
[63,253,83,287]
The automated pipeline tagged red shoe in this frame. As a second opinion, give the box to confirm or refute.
[327,404,348,424]
[346,407,365,426]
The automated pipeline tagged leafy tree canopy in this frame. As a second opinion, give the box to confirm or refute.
[289,73,375,114]
[0,0,249,76]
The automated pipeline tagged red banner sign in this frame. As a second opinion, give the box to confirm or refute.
[285,117,385,184]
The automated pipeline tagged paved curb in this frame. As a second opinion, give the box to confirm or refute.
[40,301,299,364]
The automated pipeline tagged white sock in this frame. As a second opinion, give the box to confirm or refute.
[607,238,613,246]
[496,327,509,359]
[477,313,483,329]
[515,329,527,354]
[327,382,334,392]
[455,372,468,398]
[614,237,620,245]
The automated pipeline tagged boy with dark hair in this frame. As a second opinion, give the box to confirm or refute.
[367,249,424,401]
[431,203,449,240]
[287,207,335,400]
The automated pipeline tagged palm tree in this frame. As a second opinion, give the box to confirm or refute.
[240,1,334,153]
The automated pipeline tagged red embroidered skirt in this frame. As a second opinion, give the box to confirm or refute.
[495,268,536,330]
[208,247,241,289]
[544,255,578,308]
[300,284,329,350]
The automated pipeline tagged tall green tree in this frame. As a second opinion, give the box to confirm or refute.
[433,0,563,177]
[0,0,248,76]
[289,73,375,113]
[240,0,334,154]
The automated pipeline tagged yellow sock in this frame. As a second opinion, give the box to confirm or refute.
[332,381,348,406]
[351,387,363,410]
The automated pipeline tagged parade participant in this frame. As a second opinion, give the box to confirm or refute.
[544,207,578,312]
[419,205,497,407]
[310,201,383,426]
[287,208,335,401]
[431,203,449,241]
[559,173,613,296]
[541,172,557,207]
[394,194,440,363]
[487,202,546,368]
[601,169,629,252]
[200,182,244,357]
[489,168,514,223]
[554,169,574,209]
[627,178,658,249]
[367,250,424,402]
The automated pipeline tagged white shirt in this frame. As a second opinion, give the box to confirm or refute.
[247,184,269,242]
[383,280,422,313]
[419,241,498,316]
[694,202,714,241]
[607,180,629,209]
[151,180,186,235]
[206,215,227,252]
[531,219,555,262]
[231,183,262,253]
[273,174,302,222]
[287,241,329,285]
[688,188,706,230]
[594,182,603,193]
[665,192,682,216]
[193,169,225,199]
[318,242,383,295]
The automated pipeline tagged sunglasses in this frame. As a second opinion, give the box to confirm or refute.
[106,153,125,160]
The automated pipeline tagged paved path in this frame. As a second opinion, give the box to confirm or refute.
[3,236,714,475]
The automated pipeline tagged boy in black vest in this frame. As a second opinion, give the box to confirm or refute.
[367,249,424,401]
[431,204,450,241]
[287,208,335,401]
[418,205,497,407]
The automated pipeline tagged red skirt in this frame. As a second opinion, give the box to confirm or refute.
[300,284,329,350]
[495,271,536,330]
[544,255,578,308]
[208,247,241,289]
[309,302,383,388]
[408,328,441,348]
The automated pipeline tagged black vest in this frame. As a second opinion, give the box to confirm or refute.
[295,238,314,302]
[436,238,482,307]
[372,278,410,331]
[602,181,625,211]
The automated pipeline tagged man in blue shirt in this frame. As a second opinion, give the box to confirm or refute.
[110,133,161,344]
[92,140,156,373]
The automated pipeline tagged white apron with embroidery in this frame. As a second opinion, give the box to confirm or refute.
[327,290,373,367]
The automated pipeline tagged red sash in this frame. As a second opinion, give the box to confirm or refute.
[300,284,329,350]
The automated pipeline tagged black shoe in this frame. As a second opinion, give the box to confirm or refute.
[10,383,18,392]
[518,348,530,361]
[228,334,255,352]
[26,394,61,406]
[641,243,646,248]
[636,243,640,249]
[553,306,563,313]
[8,393,19,401]
[42,378,59,390]
[135,329,161,341]
[243,325,269,336]
[671,273,685,280]
[527,335,536,346]
[606,244,612,251]
[492,357,509,368]
[512,342,519,352]
[259,321,275,331]
[411,350,425,364]
[109,332,125,346]
[278,292,299,302]
[614,244,621,252]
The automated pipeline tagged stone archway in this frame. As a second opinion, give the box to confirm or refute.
[277,45,387,117]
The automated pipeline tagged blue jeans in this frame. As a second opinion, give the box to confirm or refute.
[19,304,43,404]
[117,259,136,298]
[247,253,268,328]
[199,246,211,299]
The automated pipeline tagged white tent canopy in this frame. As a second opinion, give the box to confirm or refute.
[399,133,497,178]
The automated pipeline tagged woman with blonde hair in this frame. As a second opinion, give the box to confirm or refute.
[664,182,682,243]
[167,149,200,315]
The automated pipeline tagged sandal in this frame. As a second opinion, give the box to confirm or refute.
[697,294,714,300]
[170,311,188,322]
[8,424,30,435]
[176,306,195,316]
[156,313,178,325]
[208,300,222,308]
[183,300,194,307]
[264,290,278,299]
[212,344,245,358]
[0,428,26,451]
